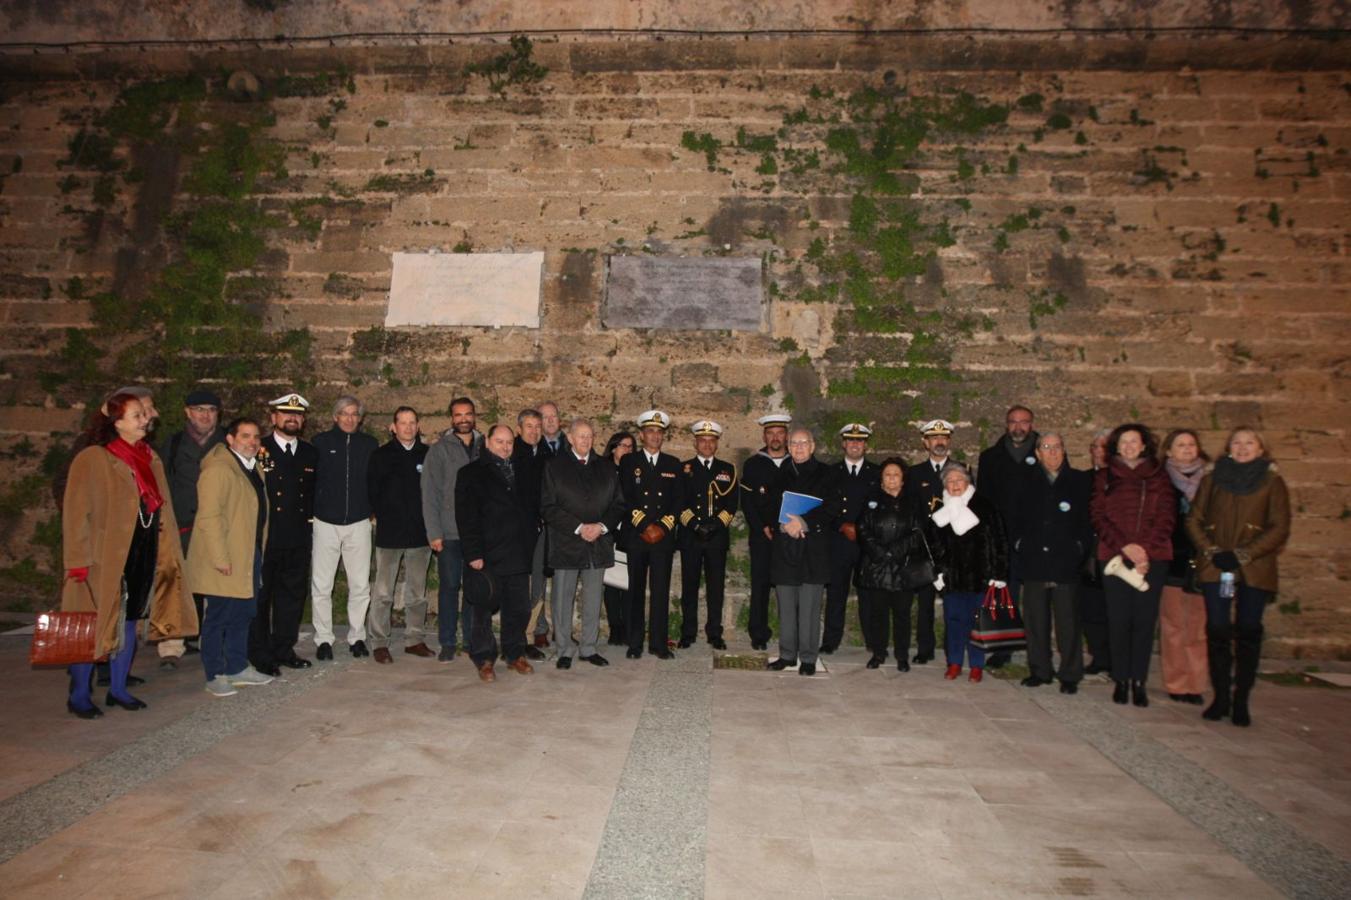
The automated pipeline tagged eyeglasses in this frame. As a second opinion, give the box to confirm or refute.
[787,439,812,447]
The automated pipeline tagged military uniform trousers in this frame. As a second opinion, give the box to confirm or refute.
[822,536,861,650]
[746,532,774,645]
[251,545,308,668]
[626,541,675,654]
[680,539,727,642]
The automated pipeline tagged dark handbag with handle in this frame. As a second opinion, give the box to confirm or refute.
[970,583,1027,652]
[900,527,937,591]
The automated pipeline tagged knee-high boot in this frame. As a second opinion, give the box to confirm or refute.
[1231,624,1263,727]
[107,620,145,708]
[1202,624,1232,721]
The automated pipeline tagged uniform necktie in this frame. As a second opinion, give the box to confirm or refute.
[704,459,711,471]
[286,443,293,456]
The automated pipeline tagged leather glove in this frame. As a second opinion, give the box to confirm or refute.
[695,521,719,541]
[839,522,858,542]
[640,522,666,545]
[67,567,89,583]
[1211,550,1241,572]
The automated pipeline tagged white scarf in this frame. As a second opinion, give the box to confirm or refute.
[932,485,980,536]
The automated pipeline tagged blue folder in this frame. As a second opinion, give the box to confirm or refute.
[779,491,823,524]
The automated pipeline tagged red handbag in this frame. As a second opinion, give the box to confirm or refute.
[30,580,104,666]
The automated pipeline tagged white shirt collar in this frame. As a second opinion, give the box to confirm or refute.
[232,450,257,470]
[697,455,714,466]
[274,434,297,452]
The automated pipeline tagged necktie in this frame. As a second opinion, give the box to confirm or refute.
[704,459,711,471]
[850,465,858,477]
[286,443,293,457]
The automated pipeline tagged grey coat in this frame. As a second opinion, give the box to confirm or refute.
[420,429,483,542]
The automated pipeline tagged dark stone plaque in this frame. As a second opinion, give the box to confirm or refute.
[603,256,764,331]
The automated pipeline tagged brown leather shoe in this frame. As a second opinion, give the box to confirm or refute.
[477,661,495,682]
[404,642,435,658]
[374,647,393,665]
[508,657,534,675]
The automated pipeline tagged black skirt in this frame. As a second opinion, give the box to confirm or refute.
[123,504,159,621]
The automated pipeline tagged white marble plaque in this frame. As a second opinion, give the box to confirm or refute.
[604,256,764,331]
[385,251,543,327]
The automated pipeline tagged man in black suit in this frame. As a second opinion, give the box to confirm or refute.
[619,409,685,659]
[821,423,879,654]
[740,413,791,651]
[678,420,739,651]
[901,418,956,665]
[975,404,1039,669]
[537,401,570,458]
[455,424,541,682]
[513,407,549,660]
[251,392,318,675]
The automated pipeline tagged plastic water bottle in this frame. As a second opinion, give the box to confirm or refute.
[1219,571,1236,599]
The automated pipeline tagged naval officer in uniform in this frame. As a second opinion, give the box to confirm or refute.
[821,423,879,654]
[677,419,739,650]
[619,410,685,659]
[740,413,791,650]
[901,418,957,665]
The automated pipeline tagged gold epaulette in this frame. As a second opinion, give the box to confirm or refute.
[718,510,734,527]
[679,510,694,525]
[661,514,676,530]
[631,509,646,526]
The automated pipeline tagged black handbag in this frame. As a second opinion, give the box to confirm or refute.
[900,528,937,591]
[970,584,1027,651]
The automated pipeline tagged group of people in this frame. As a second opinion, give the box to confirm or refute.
[56,387,1290,728]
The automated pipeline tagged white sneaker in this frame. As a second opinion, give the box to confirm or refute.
[227,666,275,686]
[205,676,238,697]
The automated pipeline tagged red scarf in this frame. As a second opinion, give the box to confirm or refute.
[104,437,164,514]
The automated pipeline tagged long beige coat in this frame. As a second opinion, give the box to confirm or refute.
[61,444,197,658]
[186,443,268,598]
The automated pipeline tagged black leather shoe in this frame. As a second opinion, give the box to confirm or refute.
[626,648,642,660]
[581,654,610,667]
[709,637,727,650]
[96,673,111,687]
[316,643,334,661]
[1060,680,1078,694]
[751,641,768,651]
[184,642,201,655]
[1131,681,1149,707]
[556,657,572,670]
[866,655,884,670]
[897,659,910,672]
[654,649,675,660]
[607,637,627,646]
[768,658,797,671]
[67,700,103,719]
[677,637,693,649]
[818,644,837,655]
[1085,661,1108,675]
[126,674,146,686]
[280,656,312,669]
[257,663,282,678]
[912,653,931,664]
[1020,676,1049,687]
[351,640,369,658]
[986,653,1009,670]
[524,645,545,661]
[799,662,816,676]
[105,693,147,711]
[1112,681,1129,704]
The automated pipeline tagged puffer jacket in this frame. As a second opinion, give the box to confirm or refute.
[855,491,930,592]
[1185,465,1290,592]
[928,493,1008,593]
[1090,457,1175,562]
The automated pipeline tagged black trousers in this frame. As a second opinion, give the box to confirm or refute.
[1022,581,1083,683]
[858,587,913,658]
[822,537,860,649]
[1105,566,1165,682]
[679,540,727,641]
[746,533,773,645]
[913,585,937,659]
[251,544,309,667]
[627,542,674,653]
[1081,574,1111,669]
[603,584,627,643]
[469,572,530,665]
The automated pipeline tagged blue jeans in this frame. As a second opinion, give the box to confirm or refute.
[436,540,473,651]
[944,591,986,669]
[201,554,261,681]
[1202,582,1270,629]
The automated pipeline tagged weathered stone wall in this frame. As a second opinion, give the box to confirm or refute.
[0,29,1347,656]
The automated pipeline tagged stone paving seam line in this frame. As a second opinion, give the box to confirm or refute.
[583,651,712,900]
[0,660,352,865]
[1032,691,1351,900]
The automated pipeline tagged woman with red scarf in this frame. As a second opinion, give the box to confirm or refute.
[61,392,196,717]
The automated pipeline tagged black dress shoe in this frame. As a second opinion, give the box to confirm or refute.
[866,655,884,670]
[524,645,545,661]
[751,641,768,651]
[280,656,312,669]
[1113,681,1129,704]
[316,643,334,661]
[799,662,816,676]
[675,637,691,649]
[556,657,572,670]
[1060,680,1078,694]
[184,642,201,655]
[1021,676,1049,687]
[67,700,103,719]
[897,659,910,672]
[1131,681,1149,708]
[351,640,369,658]
[653,649,675,660]
[986,653,1009,670]
[257,663,282,678]
[912,653,931,664]
[581,654,610,667]
[105,693,147,711]
[818,644,837,655]
[607,637,627,646]
[1085,661,1108,675]
[709,637,727,650]
[126,674,146,686]
[768,658,797,671]
[626,648,643,660]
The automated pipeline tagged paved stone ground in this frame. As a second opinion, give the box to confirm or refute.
[0,628,1348,899]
